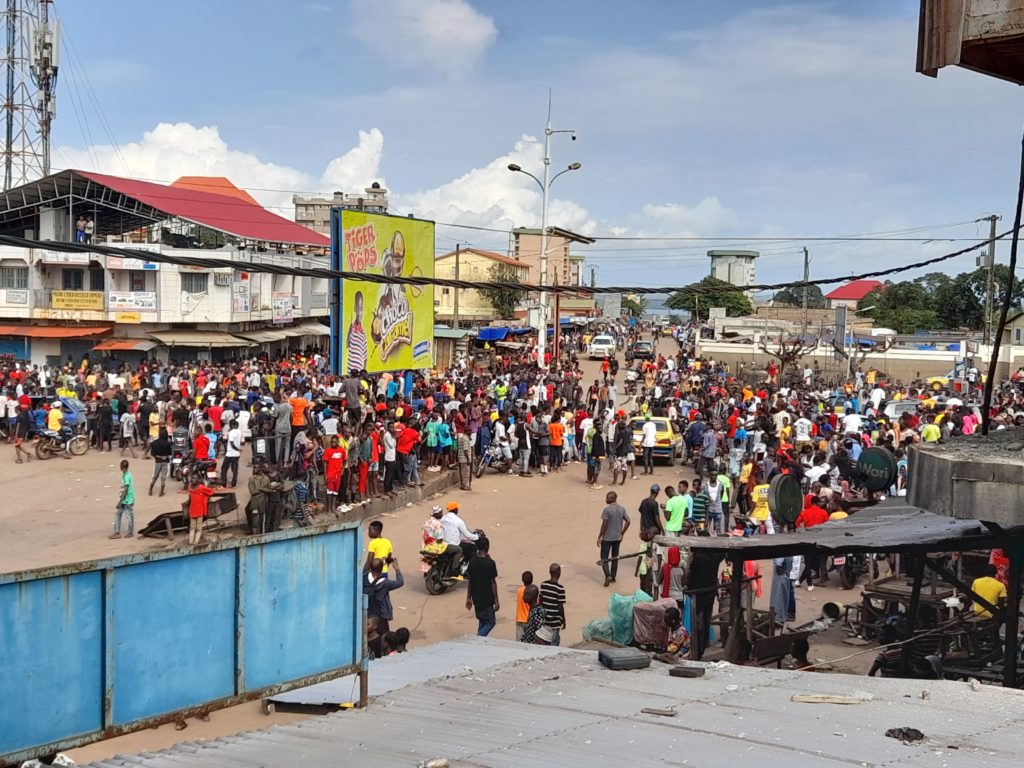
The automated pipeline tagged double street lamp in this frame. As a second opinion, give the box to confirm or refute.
[508,117,581,367]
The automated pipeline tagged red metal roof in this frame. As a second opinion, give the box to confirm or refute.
[824,279,883,301]
[76,170,329,247]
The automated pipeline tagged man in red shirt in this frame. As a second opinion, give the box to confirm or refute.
[187,476,215,545]
[796,493,831,590]
[396,420,420,486]
[324,435,346,515]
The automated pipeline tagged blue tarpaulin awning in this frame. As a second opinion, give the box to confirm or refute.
[477,328,509,342]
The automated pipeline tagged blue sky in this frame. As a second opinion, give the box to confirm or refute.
[53,0,1024,288]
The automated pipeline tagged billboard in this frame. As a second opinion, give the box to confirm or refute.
[337,210,434,374]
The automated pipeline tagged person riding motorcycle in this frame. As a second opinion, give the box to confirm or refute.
[440,500,479,566]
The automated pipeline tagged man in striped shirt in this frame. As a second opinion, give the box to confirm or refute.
[689,477,709,531]
[539,563,567,646]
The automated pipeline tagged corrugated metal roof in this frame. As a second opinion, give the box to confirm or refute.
[271,634,567,705]
[664,504,995,559]
[82,637,1024,768]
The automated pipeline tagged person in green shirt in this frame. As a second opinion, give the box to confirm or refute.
[920,415,941,444]
[664,483,691,535]
[111,459,135,539]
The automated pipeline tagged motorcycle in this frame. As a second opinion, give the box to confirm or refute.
[421,529,485,595]
[170,427,189,480]
[180,453,222,488]
[834,552,869,590]
[475,443,513,477]
[34,427,89,460]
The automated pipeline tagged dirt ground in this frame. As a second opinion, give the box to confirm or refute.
[0,338,880,763]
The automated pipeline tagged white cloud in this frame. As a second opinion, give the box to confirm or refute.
[349,0,497,78]
[55,122,385,215]
[321,128,385,190]
[395,134,596,245]
[54,123,739,284]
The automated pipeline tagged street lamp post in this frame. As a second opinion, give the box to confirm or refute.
[508,111,580,368]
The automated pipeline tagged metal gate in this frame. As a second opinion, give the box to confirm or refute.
[0,522,365,765]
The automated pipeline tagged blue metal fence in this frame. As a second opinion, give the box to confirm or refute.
[0,522,364,765]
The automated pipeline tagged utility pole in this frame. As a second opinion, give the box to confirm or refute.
[589,266,597,288]
[801,247,810,332]
[506,94,580,368]
[980,214,1001,346]
[452,243,460,329]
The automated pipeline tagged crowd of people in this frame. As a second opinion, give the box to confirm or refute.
[1,319,1018,670]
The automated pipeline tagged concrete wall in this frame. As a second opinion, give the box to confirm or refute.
[695,340,1024,382]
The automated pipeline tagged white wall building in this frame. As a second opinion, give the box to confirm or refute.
[709,249,759,294]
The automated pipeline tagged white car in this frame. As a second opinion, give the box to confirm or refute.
[588,334,616,359]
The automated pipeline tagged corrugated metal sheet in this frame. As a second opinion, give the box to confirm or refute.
[1,522,364,765]
[665,504,997,559]
[83,637,1024,768]
[271,634,568,705]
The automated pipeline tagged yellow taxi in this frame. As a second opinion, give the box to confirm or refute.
[629,416,683,463]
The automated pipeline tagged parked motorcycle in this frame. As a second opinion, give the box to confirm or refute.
[170,427,189,480]
[180,453,222,488]
[475,443,513,477]
[34,427,89,460]
[834,552,869,590]
[421,528,485,595]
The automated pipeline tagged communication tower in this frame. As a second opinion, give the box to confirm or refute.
[2,0,58,190]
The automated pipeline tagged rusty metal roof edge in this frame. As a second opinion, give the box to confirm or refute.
[0,517,362,584]
[657,504,1010,557]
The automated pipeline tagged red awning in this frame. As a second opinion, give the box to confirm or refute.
[92,338,158,351]
[75,171,330,247]
[0,324,112,338]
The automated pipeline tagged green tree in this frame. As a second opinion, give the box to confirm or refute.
[964,264,1024,317]
[479,263,525,320]
[933,274,983,330]
[621,295,647,317]
[858,282,939,333]
[666,276,752,320]
[773,285,826,309]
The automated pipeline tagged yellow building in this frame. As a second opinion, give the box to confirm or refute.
[434,248,532,326]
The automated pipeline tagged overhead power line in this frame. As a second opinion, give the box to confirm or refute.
[0,228,1012,296]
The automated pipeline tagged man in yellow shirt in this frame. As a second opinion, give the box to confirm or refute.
[47,402,64,431]
[971,565,1007,618]
[365,520,394,574]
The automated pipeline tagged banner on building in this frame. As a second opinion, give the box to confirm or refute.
[272,291,293,324]
[106,256,159,271]
[108,291,157,311]
[339,211,434,373]
[52,291,104,310]
[232,283,251,314]
[115,311,142,324]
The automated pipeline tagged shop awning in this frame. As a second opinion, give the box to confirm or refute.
[148,330,251,347]
[235,328,291,343]
[477,327,509,342]
[93,338,158,352]
[0,324,112,338]
[284,322,331,337]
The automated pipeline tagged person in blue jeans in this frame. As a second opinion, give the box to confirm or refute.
[465,536,498,636]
